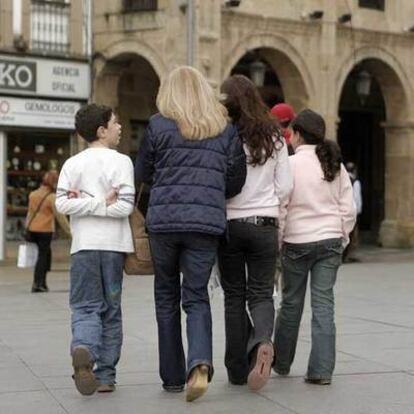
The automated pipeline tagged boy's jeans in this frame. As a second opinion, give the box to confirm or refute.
[274,238,343,380]
[149,232,218,387]
[70,250,124,385]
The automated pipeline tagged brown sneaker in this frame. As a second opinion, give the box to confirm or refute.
[186,365,209,402]
[72,346,97,396]
[247,342,274,391]
[97,383,116,393]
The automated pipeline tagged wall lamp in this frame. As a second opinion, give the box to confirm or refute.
[403,24,414,32]
[305,10,324,20]
[225,0,241,7]
[338,13,352,24]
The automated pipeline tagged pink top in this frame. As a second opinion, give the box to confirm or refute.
[280,145,356,246]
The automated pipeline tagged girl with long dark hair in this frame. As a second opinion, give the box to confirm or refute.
[218,75,292,390]
[273,109,356,385]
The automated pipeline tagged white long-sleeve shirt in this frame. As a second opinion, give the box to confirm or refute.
[226,140,292,219]
[56,147,135,254]
[280,145,356,246]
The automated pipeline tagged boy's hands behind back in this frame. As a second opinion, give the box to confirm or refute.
[106,187,119,206]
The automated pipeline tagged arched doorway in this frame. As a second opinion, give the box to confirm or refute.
[337,57,409,245]
[229,50,284,108]
[337,62,386,243]
[223,43,311,112]
[93,52,160,158]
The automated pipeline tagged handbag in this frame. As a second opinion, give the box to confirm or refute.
[24,191,52,242]
[17,242,39,268]
[124,184,154,275]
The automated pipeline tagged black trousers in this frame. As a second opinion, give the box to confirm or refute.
[218,221,277,383]
[29,232,52,288]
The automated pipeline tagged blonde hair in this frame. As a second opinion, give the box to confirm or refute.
[156,66,228,140]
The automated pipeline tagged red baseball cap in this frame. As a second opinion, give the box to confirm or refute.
[270,103,295,123]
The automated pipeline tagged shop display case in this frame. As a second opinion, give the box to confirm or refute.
[6,132,70,240]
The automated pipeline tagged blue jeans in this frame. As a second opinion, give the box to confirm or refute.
[70,250,124,385]
[149,232,218,387]
[274,238,343,380]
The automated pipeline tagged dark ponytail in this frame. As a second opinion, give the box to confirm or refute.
[315,140,342,182]
[291,109,342,182]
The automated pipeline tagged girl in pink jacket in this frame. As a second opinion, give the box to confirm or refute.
[274,109,356,385]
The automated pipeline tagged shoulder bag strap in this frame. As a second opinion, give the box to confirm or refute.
[26,192,53,230]
[136,183,145,207]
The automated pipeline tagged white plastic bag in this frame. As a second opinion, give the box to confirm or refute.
[17,243,39,268]
[208,260,222,299]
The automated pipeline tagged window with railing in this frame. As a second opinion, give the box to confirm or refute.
[122,0,158,12]
[31,0,71,54]
[359,0,385,11]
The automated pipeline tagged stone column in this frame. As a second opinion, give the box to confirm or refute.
[0,0,13,49]
[379,122,414,247]
[197,0,221,87]
[70,0,84,56]
[86,59,121,150]
[0,131,7,261]
[317,0,338,141]
[21,0,31,46]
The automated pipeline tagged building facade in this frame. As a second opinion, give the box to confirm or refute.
[0,0,91,259]
[91,0,414,248]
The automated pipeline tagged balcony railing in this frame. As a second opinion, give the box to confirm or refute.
[122,0,158,12]
[31,0,71,54]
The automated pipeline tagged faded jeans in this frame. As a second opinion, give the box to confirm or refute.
[70,250,124,385]
[274,238,343,380]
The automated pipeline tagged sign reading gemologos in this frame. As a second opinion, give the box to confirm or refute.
[0,54,90,100]
[0,96,81,129]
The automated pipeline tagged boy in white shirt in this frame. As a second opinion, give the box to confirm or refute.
[56,104,135,395]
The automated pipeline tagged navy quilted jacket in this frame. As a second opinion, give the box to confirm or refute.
[135,114,246,235]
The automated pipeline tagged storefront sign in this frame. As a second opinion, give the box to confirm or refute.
[0,55,90,99]
[0,96,81,130]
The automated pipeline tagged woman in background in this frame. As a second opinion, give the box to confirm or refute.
[26,170,71,292]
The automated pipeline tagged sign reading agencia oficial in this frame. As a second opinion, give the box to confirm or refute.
[0,54,90,100]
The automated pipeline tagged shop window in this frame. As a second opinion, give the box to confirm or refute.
[358,0,385,11]
[6,132,70,241]
[122,0,158,12]
[30,0,71,54]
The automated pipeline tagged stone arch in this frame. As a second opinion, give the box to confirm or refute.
[222,33,314,111]
[336,46,414,121]
[98,38,167,80]
[92,40,163,156]
[336,46,414,247]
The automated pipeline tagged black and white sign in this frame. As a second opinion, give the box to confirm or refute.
[0,96,81,129]
[0,55,90,100]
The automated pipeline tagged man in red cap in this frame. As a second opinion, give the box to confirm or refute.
[271,103,295,155]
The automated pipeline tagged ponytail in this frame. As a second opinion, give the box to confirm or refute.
[315,140,342,182]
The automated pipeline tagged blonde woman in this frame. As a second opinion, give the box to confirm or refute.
[135,66,246,402]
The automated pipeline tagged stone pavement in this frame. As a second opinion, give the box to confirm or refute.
[0,252,414,414]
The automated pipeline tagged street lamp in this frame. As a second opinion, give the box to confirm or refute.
[356,70,372,105]
[250,60,266,87]
[338,13,352,24]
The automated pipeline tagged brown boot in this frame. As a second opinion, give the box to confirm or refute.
[247,342,274,391]
[186,365,209,402]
